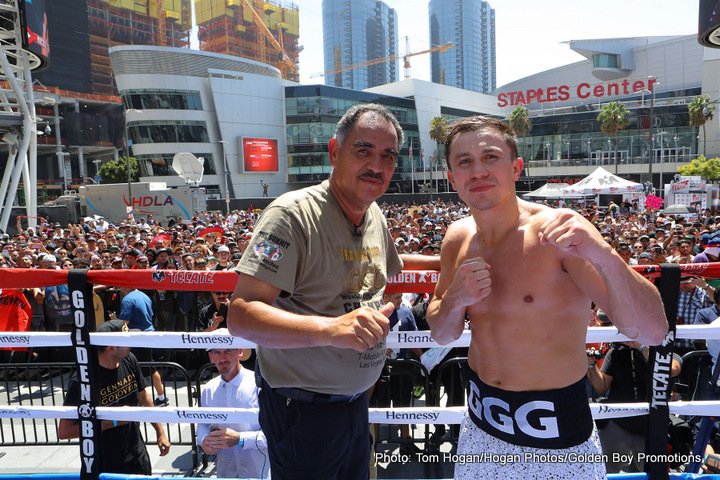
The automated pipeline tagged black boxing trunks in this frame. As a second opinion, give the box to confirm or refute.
[466,368,593,449]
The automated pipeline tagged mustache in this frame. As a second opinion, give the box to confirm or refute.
[360,171,384,182]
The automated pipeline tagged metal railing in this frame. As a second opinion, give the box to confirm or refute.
[0,360,200,472]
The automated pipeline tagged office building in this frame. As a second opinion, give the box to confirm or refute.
[429,0,496,93]
[322,0,399,90]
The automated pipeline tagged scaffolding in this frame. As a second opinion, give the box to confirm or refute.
[195,0,300,81]
[88,0,192,95]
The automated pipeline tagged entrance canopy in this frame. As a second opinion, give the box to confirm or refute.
[562,167,644,195]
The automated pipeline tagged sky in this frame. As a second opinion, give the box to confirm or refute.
[293,0,701,88]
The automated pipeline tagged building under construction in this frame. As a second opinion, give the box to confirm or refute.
[195,0,300,81]
[35,0,192,96]
[88,0,192,95]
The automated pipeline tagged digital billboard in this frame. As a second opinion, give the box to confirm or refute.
[699,0,720,47]
[20,0,49,70]
[243,137,279,172]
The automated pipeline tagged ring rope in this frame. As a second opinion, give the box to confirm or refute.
[2,402,719,424]
[2,325,719,349]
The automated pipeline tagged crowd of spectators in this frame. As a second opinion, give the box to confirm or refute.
[1,197,720,473]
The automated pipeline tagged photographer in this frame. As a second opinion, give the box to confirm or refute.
[197,291,231,332]
[588,341,682,473]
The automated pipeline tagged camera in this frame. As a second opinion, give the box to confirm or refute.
[217,303,228,318]
[586,348,604,359]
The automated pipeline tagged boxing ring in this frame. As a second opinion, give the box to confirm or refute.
[0,264,719,480]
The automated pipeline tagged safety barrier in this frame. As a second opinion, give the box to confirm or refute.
[0,360,200,472]
[371,358,431,451]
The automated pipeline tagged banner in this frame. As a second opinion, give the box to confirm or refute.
[644,264,679,480]
[68,270,102,480]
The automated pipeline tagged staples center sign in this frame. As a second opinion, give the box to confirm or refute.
[497,78,657,108]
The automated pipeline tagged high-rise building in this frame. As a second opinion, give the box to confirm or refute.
[322,0,398,90]
[34,0,192,96]
[195,0,300,82]
[429,0,496,93]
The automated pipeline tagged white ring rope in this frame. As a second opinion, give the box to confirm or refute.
[2,324,720,349]
[2,326,718,434]
[1,402,719,424]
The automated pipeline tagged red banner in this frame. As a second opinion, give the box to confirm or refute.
[2,264,720,292]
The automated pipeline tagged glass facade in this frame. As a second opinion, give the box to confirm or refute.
[122,89,203,110]
[136,153,217,177]
[517,89,702,187]
[128,120,210,144]
[322,0,399,90]
[430,0,496,93]
[285,85,418,192]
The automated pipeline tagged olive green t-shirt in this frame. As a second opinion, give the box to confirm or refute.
[235,180,403,395]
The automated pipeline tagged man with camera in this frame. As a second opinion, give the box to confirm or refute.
[198,291,231,331]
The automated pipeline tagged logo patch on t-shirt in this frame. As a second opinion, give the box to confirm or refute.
[255,240,284,262]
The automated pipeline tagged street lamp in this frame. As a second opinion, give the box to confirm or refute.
[544,142,551,163]
[587,139,592,163]
[124,109,142,215]
[648,76,658,182]
[656,131,669,197]
[219,140,231,216]
[565,141,570,163]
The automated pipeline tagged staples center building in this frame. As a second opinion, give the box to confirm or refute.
[109,34,719,199]
[493,34,720,193]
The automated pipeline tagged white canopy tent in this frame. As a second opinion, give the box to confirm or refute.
[523,183,583,198]
[562,167,644,195]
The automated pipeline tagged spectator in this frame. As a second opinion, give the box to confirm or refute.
[58,319,171,474]
[677,275,715,355]
[118,287,168,407]
[587,341,682,473]
[197,337,268,478]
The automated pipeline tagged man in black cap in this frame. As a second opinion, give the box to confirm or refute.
[58,319,171,474]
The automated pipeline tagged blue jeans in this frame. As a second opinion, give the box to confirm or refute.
[258,379,371,480]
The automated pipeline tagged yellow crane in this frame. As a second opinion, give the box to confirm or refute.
[310,40,453,79]
[241,0,298,79]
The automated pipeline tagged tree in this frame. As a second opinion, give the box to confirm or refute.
[677,155,720,181]
[688,95,715,156]
[597,101,629,174]
[428,115,449,192]
[509,104,531,136]
[98,156,139,184]
[509,104,532,172]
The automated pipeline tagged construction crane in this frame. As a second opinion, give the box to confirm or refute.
[310,40,453,79]
[242,0,298,79]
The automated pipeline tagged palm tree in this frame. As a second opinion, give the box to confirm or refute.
[429,115,449,192]
[509,104,531,137]
[509,104,532,172]
[597,101,629,174]
[688,95,715,156]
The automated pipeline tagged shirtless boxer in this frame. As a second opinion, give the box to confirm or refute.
[426,117,668,479]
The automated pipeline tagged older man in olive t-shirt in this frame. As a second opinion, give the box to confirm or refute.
[229,104,439,480]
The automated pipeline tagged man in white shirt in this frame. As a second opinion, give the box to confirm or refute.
[197,330,268,478]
